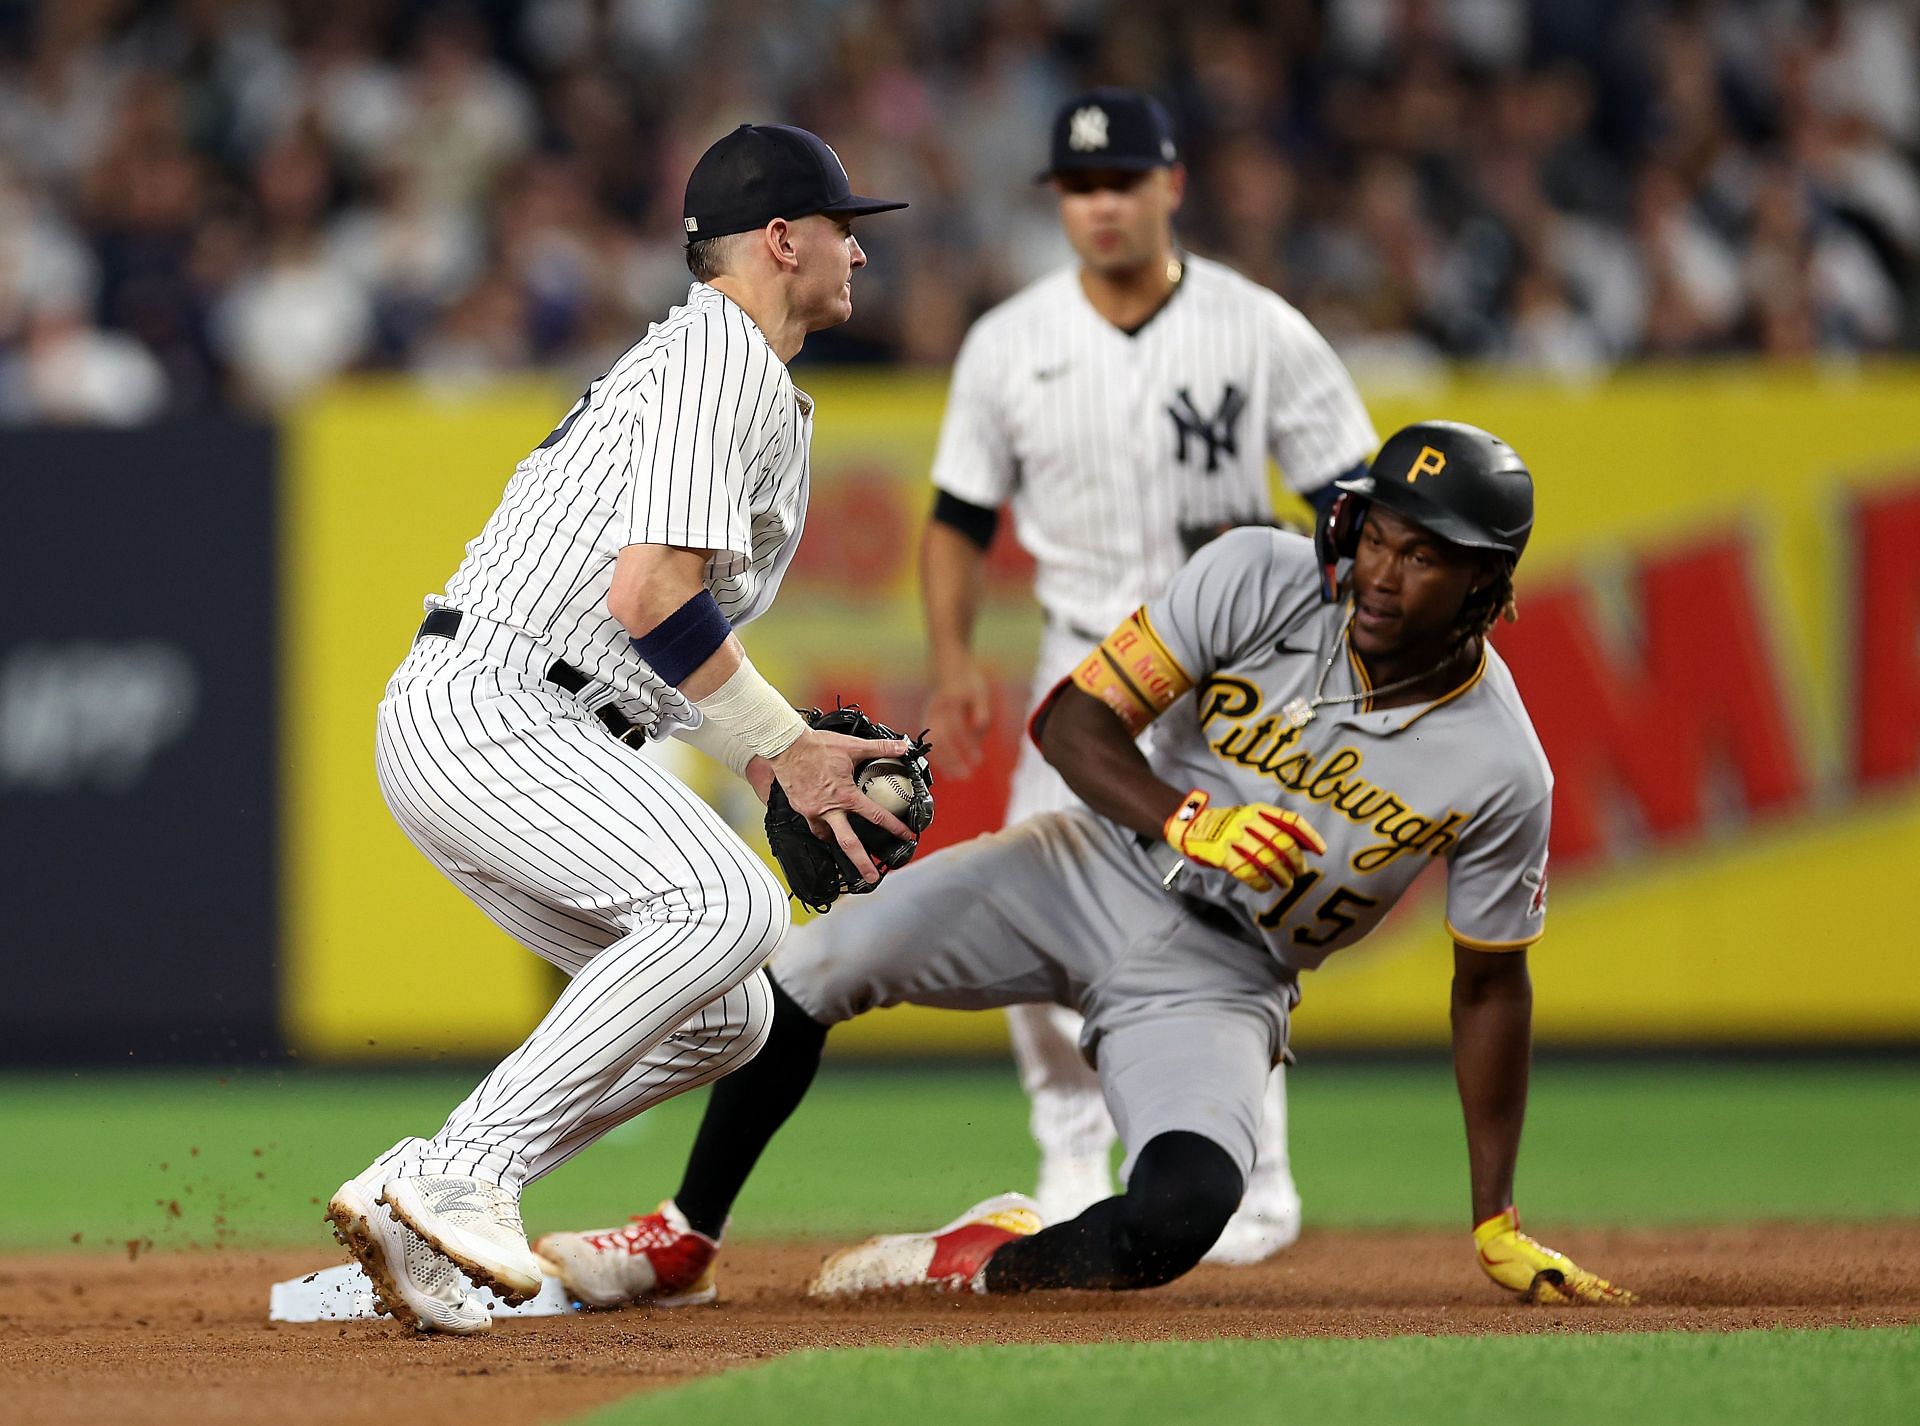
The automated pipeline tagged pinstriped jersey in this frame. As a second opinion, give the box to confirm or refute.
[436,283,811,735]
[931,254,1376,634]
[1130,528,1553,971]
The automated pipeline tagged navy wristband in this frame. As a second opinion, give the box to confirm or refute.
[632,590,731,686]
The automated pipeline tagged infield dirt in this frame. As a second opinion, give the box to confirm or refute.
[6,1224,1917,1426]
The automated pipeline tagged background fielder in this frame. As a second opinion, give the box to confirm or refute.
[920,87,1377,1258]
[324,124,912,1336]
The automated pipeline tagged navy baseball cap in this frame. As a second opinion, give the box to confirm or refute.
[683,124,907,244]
[1036,88,1179,182]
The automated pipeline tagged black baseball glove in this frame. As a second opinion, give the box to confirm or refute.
[764,705,934,913]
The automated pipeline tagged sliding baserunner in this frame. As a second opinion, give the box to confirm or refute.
[534,421,1632,1309]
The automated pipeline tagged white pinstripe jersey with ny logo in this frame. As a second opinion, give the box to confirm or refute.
[931,253,1377,637]
[436,283,812,736]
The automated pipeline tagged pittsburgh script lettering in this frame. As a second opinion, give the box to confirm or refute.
[1197,676,1470,872]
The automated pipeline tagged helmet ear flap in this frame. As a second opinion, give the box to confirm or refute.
[1314,491,1367,602]
[1331,492,1366,558]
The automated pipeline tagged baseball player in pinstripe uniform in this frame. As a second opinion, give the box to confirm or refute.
[324,124,910,1335]
[532,420,1635,1309]
[920,89,1378,1261]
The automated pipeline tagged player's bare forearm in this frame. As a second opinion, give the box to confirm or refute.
[609,545,909,854]
[920,519,987,664]
[1037,686,1186,839]
[1451,944,1533,1225]
[919,520,996,772]
[608,543,745,698]
[744,755,774,803]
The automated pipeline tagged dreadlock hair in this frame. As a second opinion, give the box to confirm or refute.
[1454,555,1519,652]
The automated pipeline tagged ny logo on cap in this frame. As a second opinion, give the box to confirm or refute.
[1068,106,1110,152]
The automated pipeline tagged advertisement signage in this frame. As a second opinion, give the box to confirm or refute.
[0,422,280,1062]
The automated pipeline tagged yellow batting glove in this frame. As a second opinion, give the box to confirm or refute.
[1473,1207,1636,1306]
[1164,790,1326,894]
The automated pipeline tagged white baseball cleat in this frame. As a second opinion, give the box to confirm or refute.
[1202,1180,1303,1266]
[381,1174,547,1305]
[326,1174,492,1334]
[807,1192,1044,1298]
[1034,1151,1115,1225]
[533,1200,720,1309]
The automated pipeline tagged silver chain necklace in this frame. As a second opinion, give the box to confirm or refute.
[1159,618,1467,894]
[1280,614,1466,729]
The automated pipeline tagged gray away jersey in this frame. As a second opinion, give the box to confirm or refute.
[436,282,812,735]
[1126,528,1553,971]
[931,254,1377,635]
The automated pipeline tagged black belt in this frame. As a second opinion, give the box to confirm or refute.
[1181,894,1267,952]
[1133,827,1267,949]
[416,608,645,745]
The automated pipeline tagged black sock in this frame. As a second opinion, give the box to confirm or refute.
[673,974,828,1240]
[983,1131,1242,1292]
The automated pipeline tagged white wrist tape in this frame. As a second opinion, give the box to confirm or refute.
[673,714,755,779]
[693,657,808,761]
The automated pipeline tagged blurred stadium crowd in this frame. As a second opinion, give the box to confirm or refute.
[1,0,1916,422]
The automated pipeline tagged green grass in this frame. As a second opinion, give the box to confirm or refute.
[569,1328,1920,1426]
[6,1063,1913,1424]
[1,1060,1915,1253]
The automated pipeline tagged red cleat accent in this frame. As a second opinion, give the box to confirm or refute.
[926,1221,1028,1285]
[533,1201,719,1308]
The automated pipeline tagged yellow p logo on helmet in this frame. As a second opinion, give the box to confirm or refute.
[1407,445,1447,481]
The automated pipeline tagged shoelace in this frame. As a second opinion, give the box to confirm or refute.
[585,1217,674,1252]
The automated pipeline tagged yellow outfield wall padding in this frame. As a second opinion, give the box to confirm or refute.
[284,366,1920,1059]
[282,382,576,1058]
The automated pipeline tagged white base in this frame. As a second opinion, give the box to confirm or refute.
[268,1262,583,1323]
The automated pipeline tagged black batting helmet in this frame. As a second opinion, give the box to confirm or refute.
[1314,420,1533,599]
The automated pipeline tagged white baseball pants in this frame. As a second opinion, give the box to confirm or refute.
[372,614,785,1191]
